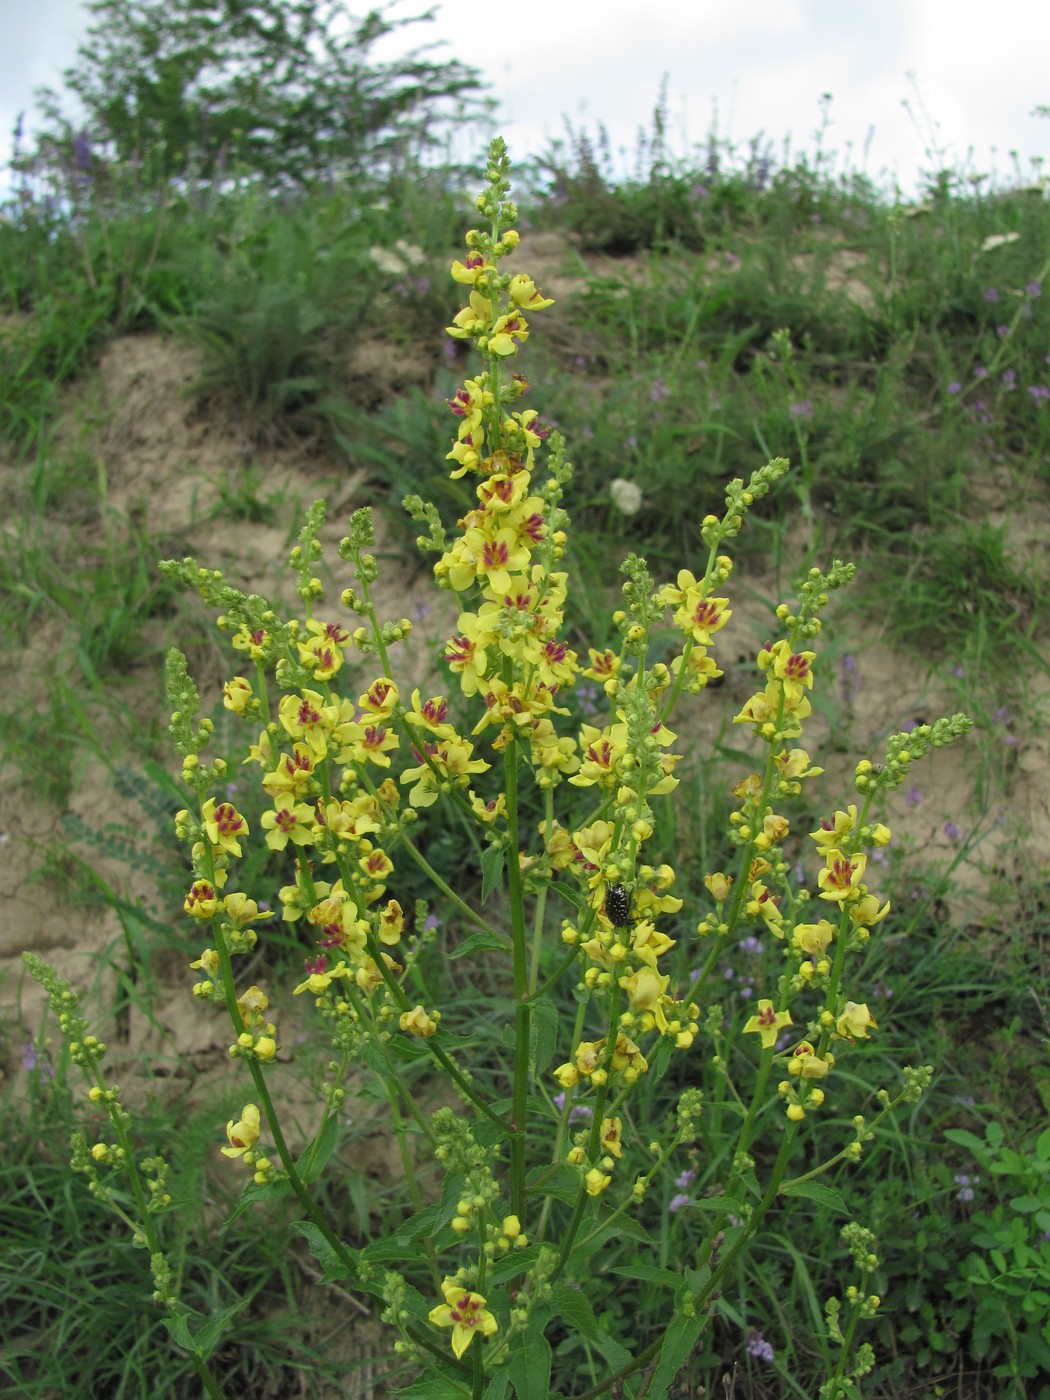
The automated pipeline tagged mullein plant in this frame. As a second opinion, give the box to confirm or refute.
[27,139,972,1400]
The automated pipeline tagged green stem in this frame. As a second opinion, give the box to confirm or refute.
[504,732,530,1220]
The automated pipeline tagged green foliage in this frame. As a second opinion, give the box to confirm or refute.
[941,1122,1050,1398]
[1,101,1048,1400]
[28,0,487,186]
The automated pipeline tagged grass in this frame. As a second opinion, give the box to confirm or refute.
[1,117,1049,1400]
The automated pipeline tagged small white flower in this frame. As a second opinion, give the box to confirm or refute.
[394,239,425,267]
[980,232,1020,253]
[610,478,643,515]
[369,245,408,275]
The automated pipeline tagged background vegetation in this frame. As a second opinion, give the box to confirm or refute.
[1,5,1048,1397]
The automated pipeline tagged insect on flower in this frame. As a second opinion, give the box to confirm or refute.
[603,883,634,930]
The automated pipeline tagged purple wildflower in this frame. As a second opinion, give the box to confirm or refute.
[973,366,989,379]
[789,399,814,420]
[839,653,860,704]
[947,380,962,395]
[747,1331,775,1363]
[1027,384,1050,401]
[650,378,669,402]
[1002,369,1017,389]
[943,820,962,841]
[997,324,1010,337]
[1027,280,1042,297]
[669,1193,692,1213]
[675,1168,697,1189]
[739,935,763,955]
[954,1172,976,1203]
[983,287,1000,303]
[72,129,92,174]
[724,251,740,269]
[904,785,923,807]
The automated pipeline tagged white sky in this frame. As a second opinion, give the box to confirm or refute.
[3,0,1048,197]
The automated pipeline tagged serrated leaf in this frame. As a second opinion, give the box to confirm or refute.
[160,1312,195,1352]
[526,1164,579,1205]
[195,1298,251,1359]
[691,1195,747,1213]
[225,1174,291,1223]
[481,844,505,903]
[550,1284,632,1372]
[507,1311,553,1400]
[780,1179,849,1214]
[531,996,560,1076]
[449,929,510,958]
[292,1220,356,1284]
[548,879,585,911]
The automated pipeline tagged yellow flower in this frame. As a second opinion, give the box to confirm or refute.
[673,590,732,646]
[261,802,317,852]
[569,723,628,788]
[201,799,248,858]
[743,999,793,1049]
[817,851,866,903]
[399,1005,440,1038]
[277,689,334,756]
[221,1104,261,1158]
[223,676,254,714]
[835,1002,878,1041]
[791,919,835,958]
[619,965,670,1011]
[788,1041,835,1079]
[428,1279,498,1359]
[810,806,859,853]
[508,273,554,310]
[358,677,399,718]
[704,871,733,902]
[600,1116,624,1159]
[185,880,219,920]
[222,892,271,927]
[585,1167,612,1196]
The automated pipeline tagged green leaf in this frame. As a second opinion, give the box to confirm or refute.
[507,1310,554,1400]
[159,1312,195,1352]
[195,1298,252,1359]
[481,844,505,903]
[295,1113,340,1185]
[691,1195,748,1213]
[291,1220,356,1284]
[548,879,585,911]
[225,1174,291,1223]
[1011,1195,1043,1213]
[526,1164,579,1205]
[483,1370,512,1400]
[449,929,510,958]
[399,1379,470,1400]
[780,1179,850,1214]
[550,1284,632,1372]
[531,995,560,1076]
[944,1127,986,1154]
[608,1264,682,1290]
[645,1285,706,1396]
